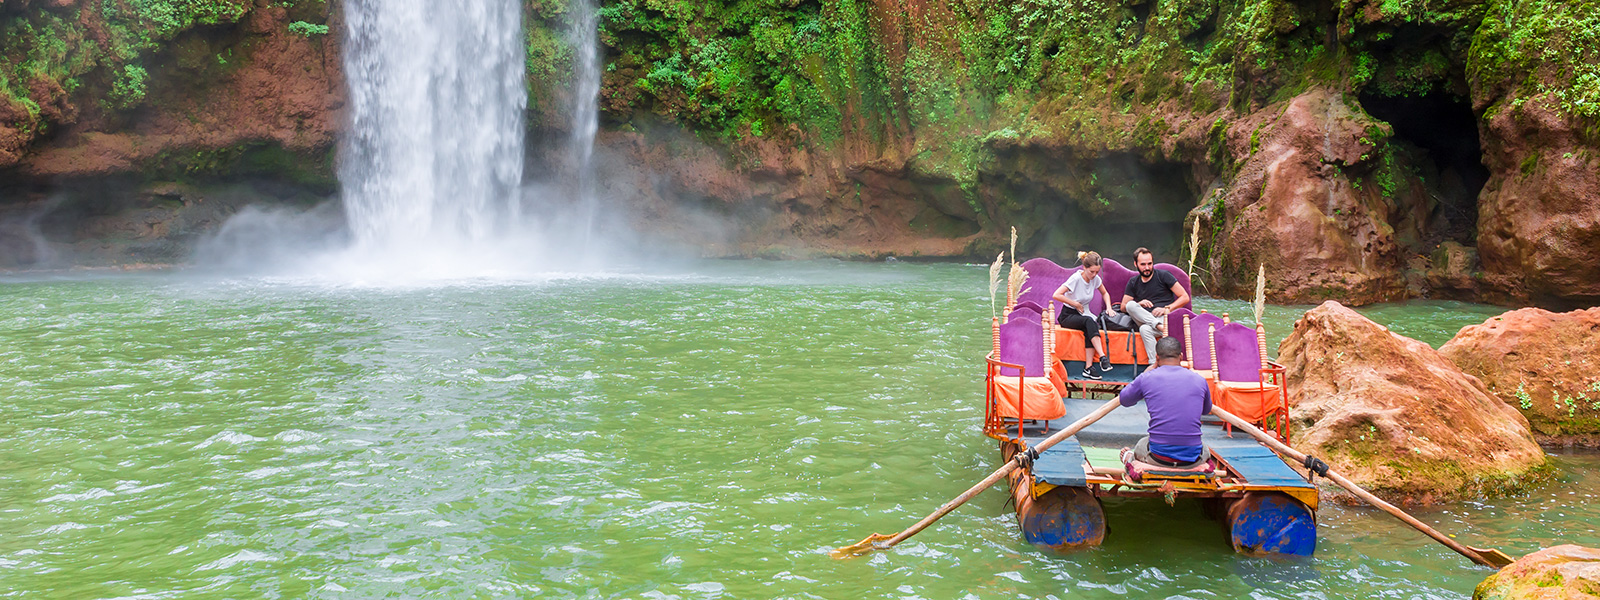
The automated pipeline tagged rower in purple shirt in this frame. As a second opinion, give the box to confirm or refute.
[1118,337,1213,467]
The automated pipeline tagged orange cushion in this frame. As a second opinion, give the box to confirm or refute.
[1055,328,1085,361]
[1215,381,1283,423]
[1054,327,1150,365]
[990,376,1067,420]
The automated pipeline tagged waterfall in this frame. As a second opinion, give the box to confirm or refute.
[339,0,526,250]
[566,0,603,243]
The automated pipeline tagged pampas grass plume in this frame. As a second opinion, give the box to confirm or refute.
[988,252,1004,318]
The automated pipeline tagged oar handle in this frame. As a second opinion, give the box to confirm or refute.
[1210,407,1503,568]
[880,398,1121,548]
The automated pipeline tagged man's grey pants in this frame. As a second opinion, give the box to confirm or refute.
[1122,301,1164,364]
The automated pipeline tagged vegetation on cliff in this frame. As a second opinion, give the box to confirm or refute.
[0,0,332,166]
[1,0,1597,305]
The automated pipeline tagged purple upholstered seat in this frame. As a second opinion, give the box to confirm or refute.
[1154,263,1193,298]
[1011,301,1045,316]
[1093,258,1137,314]
[1214,322,1263,383]
[1185,313,1225,372]
[998,311,1046,378]
[1017,258,1074,315]
[1165,307,1197,356]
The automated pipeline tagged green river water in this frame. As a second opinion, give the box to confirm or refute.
[2,261,1595,599]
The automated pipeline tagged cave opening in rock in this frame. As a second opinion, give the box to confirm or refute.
[1358,90,1487,246]
[997,152,1197,265]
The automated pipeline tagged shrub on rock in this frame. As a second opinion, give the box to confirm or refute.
[1279,301,1546,504]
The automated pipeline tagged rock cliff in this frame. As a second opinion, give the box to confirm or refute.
[0,0,1596,308]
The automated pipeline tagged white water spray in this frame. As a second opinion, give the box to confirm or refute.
[339,0,526,251]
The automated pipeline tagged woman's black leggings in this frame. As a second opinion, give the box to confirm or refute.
[1056,312,1100,347]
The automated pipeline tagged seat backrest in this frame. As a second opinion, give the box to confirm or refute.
[1166,307,1197,357]
[1153,264,1194,299]
[1011,300,1044,315]
[1214,322,1263,383]
[998,312,1045,377]
[1006,305,1041,324]
[1185,313,1225,371]
[1017,258,1073,315]
[1094,258,1138,314]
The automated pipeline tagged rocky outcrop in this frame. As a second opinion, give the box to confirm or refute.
[1280,301,1546,504]
[13,3,343,178]
[1440,308,1600,446]
[1467,0,1600,308]
[1473,96,1600,309]
[1198,88,1417,305]
[1475,545,1600,600]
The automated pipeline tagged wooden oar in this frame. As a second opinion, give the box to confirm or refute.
[832,398,1121,559]
[1210,406,1516,569]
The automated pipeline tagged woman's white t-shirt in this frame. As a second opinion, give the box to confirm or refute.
[1063,272,1101,316]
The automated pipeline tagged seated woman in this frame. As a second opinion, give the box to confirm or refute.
[1053,251,1114,380]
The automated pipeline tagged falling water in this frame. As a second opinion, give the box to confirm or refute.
[339,0,526,250]
[566,0,603,243]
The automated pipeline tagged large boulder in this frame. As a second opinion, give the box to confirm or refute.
[1279,301,1546,504]
[1474,97,1600,309]
[1440,308,1600,445]
[1198,88,1426,305]
[1475,545,1600,600]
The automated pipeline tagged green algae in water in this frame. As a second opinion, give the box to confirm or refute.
[0,262,1593,598]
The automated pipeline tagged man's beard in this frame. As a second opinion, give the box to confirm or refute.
[1140,268,1154,278]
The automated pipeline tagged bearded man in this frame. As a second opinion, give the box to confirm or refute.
[1119,247,1191,365]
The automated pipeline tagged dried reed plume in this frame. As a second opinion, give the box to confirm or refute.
[1008,261,1030,309]
[1253,263,1266,326]
[1187,217,1201,276]
[1009,227,1018,270]
[988,252,1004,318]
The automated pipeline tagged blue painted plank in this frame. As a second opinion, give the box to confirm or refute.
[1021,435,1087,487]
[1212,444,1314,489]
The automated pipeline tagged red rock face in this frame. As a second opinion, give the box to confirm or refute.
[1440,307,1600,445]
[16,4,343,178]
[1474,544,1600,600]
[1279,301,1545,504]
[1202,88,1428,305]
[1476,97,1600,308]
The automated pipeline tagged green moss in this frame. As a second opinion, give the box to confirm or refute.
[287,21,328,37]
[1469,0,1600,119]
[109,63,147,109]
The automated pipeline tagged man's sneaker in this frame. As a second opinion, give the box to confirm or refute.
[1099,356,1112,372]
[1082,366,1102,380]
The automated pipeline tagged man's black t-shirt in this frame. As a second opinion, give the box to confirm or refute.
[1124,269,1179,305]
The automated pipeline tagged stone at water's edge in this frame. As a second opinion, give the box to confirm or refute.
[1440,308,1600,446]
[1280,301,1546,505]
[1475,545,1600,600]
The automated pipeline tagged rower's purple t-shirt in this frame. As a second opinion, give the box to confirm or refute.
[1118,365,1212,447]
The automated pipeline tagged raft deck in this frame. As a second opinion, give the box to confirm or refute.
[1013,397,1318,510]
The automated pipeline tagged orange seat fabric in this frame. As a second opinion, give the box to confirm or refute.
[990,376,1068,420]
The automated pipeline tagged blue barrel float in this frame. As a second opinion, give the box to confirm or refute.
[1227,491,1317,556]
[1004,441,1106,550]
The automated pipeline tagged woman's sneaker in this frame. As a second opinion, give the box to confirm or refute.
[1099,356,1112,372]
[1082,366,1102,380]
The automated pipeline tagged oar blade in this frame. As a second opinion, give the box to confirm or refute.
[831,533,895,559]
[1468,546,1517,569]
